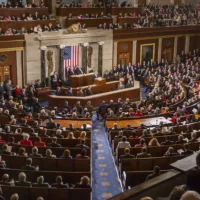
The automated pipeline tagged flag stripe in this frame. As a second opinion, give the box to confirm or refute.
[63,45,80,68]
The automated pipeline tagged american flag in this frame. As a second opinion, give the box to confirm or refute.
[64,46,80,68]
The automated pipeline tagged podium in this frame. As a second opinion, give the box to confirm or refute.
[69,73,93,87]
[94,78,106,86]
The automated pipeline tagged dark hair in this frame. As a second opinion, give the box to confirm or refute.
[80,149,87,156]
[122,136,127,142]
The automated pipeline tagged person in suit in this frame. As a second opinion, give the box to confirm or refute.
[15,172,31,187]
[164,147,178,157]
[116,136,131,151]
[51,176,69,188]
[85,86,93,96]
[74,176,91,189]
[176,135,187,144]
[0,144,11,155]
[137,147,151,158]
[32,176,49,187]
[21,158,38,171]
[0,82,4,99]
[145,166,160,181]
[66,87,73,96]
[76,149,90,159]
[46,118,57,129]
[63,101,72,113]
[181,144,194,156]
[0,174,13,186]
[189,132,198,143]
[51,71,60,89]
[76,140,89,149]
[29,147,43,158]
[120,148,135,161]
[33,12,40,20]
[3,80,12,99]
[47,137,61,147]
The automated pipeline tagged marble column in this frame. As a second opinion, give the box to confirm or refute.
[185,35,190,53]
[132,40,137,65]
[98,41,104,76]
[59,45,65,81]
[16,50,23,87]
[40,46,47,87]
[173,37,178,61]
[113,42,118,67]
[82,43,89,73]
[158,38,162,62]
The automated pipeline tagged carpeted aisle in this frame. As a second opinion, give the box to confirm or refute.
[92,115,123,200]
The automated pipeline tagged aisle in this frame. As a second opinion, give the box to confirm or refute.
[92,115,123,200]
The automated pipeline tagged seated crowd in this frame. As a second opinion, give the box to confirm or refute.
[0,0,46,8]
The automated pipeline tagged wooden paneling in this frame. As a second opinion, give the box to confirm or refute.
[136,39,158,64]
[0,8,49,17]
[117,41,133,64]
[66,18,113,28]
[107,8,142,15]
[189,35,200,52]
[0,20,56,30]
[162,37,174,61]
[56,8,105,16]
[113,26,200,40]
[0,51,17,85]
[177,36,185,56]
[117,17,140,25]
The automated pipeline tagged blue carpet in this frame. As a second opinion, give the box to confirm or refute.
[92,115,123,200]
[140,86,147,100]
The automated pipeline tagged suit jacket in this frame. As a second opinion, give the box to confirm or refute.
[15,181,31,187]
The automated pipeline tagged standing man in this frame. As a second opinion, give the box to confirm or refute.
[4,80,12,99]
[51,71,61,89]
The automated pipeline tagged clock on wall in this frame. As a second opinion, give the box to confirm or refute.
[0,54,8,63]
[122,43,128,51]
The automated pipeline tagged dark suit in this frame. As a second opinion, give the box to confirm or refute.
[21,165,37,171]
[15,181,31,187]
[51,183,69,188]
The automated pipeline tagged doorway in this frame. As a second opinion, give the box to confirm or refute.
[0,66,11,83]
[118,53,130,66]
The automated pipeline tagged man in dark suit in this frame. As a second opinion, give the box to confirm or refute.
[47,137,61,147]
[145,166,160,181]
[0,174,13,186]
[76,140,89,149]
[66,87,73,96]
[51,71,61,89]
[85,86,93,96]
[63,101,72,113]
[120,148,135,161]
[51,176,69,188]
[3,80,12,99]
[32,176,49,187]
[46,118,57,129]
[0,82,4,99]
[33,12,40,20]
[15,172,31,187]
[21,158,38,171]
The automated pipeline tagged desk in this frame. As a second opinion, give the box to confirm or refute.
[94,78,106,86]
[49,87,140,107]
[56,7,105,16]
[107,7,142,15]
[117,17,140,25]
[106,117,172,128]
[0,20,56,30]
[69,73,93,87]
[66,18,113,27]
[0,8,49,17]
[53,119,92,128]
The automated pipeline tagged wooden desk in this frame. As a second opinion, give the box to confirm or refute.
[69,73,93,87]
[53,119,92,128]
[0,20,56,30]
[107,7,142,15]
[0,8,49,17]
[49,87,140,107]
[66,18,113,27]
[117,17,140,25]
[56,7,105,16]
[106,116,172,128]
[61,81,119,96]
[94,78,106,86]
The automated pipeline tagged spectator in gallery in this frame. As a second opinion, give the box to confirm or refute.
[47,137,61,148]
[66,87,73,96]
[76,149,90,159]
[120,148,135,160]
[116,136,131,150]
[77,88,84,96]
[15,172,31,187]
[137,147,151,158]
[21,158,38,171]
[19,134,33,146]
[51,176,69,188]
[61,149,72,159]
[85,86,93,96]
[74,176,91,188]
[45,149,56,158]
[29,147,43,158]
[118,81,125,90]
[32,176,49,188]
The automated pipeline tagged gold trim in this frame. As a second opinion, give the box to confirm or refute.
[0,47,24,52]
[140,43,155,64]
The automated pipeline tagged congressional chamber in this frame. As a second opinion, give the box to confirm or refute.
[0,0,200,200]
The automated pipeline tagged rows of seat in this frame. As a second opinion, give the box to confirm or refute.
[1,186,91,200]
[117,142,200,160]
[1,155,90,172]
[0,133,91,147]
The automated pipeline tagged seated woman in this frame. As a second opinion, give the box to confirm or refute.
[66,132,76,139]
[17,147,28,157]
[117,81,125,90]
[45,149,56,158]
[60,149,72,159]
[54,129,64,139]
[74,176,91,189]
[34,137,46,147]
[135,138,147,147]
[78,131,87,140]
[19,134,33,146]
[148,138,160,147]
